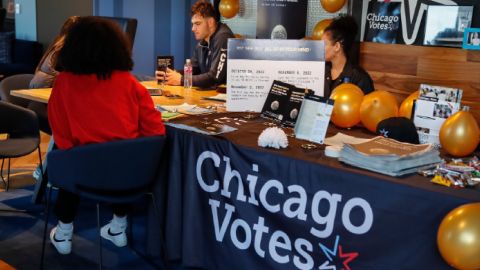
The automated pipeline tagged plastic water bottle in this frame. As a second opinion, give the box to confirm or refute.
[183,59,192,89]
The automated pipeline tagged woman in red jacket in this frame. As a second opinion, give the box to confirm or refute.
[48,16,165,255]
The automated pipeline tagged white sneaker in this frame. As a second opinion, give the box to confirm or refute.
[100,222,127,247]
[50,226,72,255]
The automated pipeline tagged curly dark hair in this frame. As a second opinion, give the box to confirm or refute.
[191,0,218,21]
[55,16,133,79]
[324,15,358,61]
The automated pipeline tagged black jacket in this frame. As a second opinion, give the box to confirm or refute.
[190,23,234,88]
[323,62,374,98]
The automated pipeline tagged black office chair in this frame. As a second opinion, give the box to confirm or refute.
[0,101,43,193]
[41,135,166,269]
[99,16,137,49]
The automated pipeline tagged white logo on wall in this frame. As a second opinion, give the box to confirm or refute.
[360,0,457,44]
[196,150,374,269]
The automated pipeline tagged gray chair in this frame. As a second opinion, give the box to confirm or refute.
[0,101,43,193]
[0,73,51,134]
[0,74,34,107]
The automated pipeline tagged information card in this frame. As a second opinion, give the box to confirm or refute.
[226,39,325,112]
[294,95,334,145]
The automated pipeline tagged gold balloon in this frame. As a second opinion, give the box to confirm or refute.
[439,110,480,157]
[359,90,399,132]
[399,90,419,119]
[312,19,332,40]
[438,203,480,270]
[330,83,364,128]
[219,0,239,19]
[321,0,346,13]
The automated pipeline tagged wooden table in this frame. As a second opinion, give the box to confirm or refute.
[11,81,223,108]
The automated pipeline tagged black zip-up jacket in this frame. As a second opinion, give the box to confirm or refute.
[190,23,234,88]
[324,61,374,98]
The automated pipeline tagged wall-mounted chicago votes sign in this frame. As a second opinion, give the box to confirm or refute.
[353,0,480,45]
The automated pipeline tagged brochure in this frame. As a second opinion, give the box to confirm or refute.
[156,55,174,84]
[413,84,462,146]
[282,87,306,128]
[294,94,334,144]
[261,80,293,122]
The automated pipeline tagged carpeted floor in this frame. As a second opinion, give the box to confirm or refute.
[0,186,162,270]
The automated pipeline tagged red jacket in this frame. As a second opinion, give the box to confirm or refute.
[48,71,165,150]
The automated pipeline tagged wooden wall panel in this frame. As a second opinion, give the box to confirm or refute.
[362,55,417,76]
[360,42,480,123]
[417,59,480,83]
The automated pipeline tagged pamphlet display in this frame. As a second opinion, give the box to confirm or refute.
[227,39,325,112]
[294,95,334,144]
[413,84,462,146]
[260,80,306,127]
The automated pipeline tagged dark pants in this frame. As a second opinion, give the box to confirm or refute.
[54,189,130,224]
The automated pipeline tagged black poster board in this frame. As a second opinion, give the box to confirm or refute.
[256,0,308,39]
[353,0,480,45]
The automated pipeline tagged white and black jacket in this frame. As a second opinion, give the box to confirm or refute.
[190,23,234,88]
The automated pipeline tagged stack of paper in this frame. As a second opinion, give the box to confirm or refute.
[339,136,441,176]
[158,103,214,115]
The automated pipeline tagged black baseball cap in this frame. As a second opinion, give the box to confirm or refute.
[376,117,420,144]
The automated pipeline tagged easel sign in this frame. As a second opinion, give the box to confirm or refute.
[226,39,325,112]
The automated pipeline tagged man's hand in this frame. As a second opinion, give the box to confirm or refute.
[166,68,182,86]
[155,70,166,84]
[155,68,182,86]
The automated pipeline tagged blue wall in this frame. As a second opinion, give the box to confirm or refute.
[14,0,36,41]
[94,0,198,76]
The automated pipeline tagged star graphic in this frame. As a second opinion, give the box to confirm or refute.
[319,235,339,262]
[338,245,359,270]
[379,128,389,138]
[318,236,359,270]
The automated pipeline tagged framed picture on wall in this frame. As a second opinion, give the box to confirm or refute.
[423,5,473,48]
[462,28,480,50]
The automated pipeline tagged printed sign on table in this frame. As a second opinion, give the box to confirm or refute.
[226,39,325,112]
[413,84,462,146]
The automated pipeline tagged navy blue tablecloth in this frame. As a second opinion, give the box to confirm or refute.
[147,122,479,270]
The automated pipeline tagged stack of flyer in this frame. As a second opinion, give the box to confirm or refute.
[339,137,441,176]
